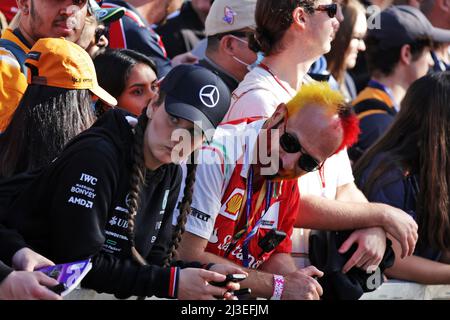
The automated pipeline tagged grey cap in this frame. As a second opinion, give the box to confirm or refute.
[205,0,257,36]
[368,5,450,49]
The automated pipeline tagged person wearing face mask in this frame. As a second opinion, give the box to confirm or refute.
[198,0,261,93]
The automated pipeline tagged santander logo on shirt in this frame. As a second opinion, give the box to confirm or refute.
[217,234,264,269]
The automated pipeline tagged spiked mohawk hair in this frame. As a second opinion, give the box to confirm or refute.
[285,82,360,154]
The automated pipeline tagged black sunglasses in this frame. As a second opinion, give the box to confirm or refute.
[315,3,338,18]
[279,132,322,172]
[94,25,109,43]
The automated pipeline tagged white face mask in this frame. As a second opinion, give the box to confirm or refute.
[229,35,265,71]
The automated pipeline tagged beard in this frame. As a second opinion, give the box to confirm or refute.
[29,0,44,36]
[30,0,83,42]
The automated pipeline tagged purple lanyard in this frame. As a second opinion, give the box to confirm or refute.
[224,166,273,267]
[242,177,273,267]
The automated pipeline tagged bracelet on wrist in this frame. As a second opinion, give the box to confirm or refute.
[270,274,284,300]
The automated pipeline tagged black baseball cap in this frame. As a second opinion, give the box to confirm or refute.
[160,64,231,141]
[368,5,450,50]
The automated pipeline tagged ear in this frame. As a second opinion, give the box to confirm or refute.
[220,35,236,56]
[146,101,158,119]
[292,6,307,30]
[438,0,450,12]
[147,92,163,119]
[399,44,412,65]
[17,0,30,14]
[267,103,288,128]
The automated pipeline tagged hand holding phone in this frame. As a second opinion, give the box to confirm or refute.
[48,283,66,295]
[210,273,247,287]
[232,288,252,298]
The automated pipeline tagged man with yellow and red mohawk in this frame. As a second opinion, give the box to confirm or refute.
[175,82,366,300]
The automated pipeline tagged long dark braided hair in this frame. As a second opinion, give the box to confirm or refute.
[126,94,199,267]
[163,158,197,267]
[127,107,149,266]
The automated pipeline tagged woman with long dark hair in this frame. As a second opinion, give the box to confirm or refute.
[0,38,115,178]
[94,49,158,116]
[0,87,97,178]
[325,0,367,102]
[1,63,245,299]
[354,71,450,284]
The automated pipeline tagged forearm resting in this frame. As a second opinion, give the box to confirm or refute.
[386,238,450,284]
[295,195,387,230]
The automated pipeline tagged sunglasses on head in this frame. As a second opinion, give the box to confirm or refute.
[315,3,338,18]
[279,131,322,172]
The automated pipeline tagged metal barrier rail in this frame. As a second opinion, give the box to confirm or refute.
[361,281,450,300]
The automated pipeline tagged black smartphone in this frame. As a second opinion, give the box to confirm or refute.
[258,229,287,253]
[48,283,66,295]
[233,288,252,297]
[210,273,247,287]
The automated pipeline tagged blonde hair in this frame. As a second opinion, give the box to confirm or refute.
[286,82,359,153]
[286,82,345,117]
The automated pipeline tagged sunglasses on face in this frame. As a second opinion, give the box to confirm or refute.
[315,3,338,18]
[94,25,109,43]
[279,131,322,172]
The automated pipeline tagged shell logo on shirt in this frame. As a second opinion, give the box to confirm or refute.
[220,188,244,221]
[225,194,242,215]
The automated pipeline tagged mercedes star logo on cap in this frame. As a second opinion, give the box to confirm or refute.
[199,85,220,108]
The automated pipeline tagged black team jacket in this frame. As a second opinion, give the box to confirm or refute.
[0,109,202,299]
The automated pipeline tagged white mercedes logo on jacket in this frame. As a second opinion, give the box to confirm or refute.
[199,85,220,108]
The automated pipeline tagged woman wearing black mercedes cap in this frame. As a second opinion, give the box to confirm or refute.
[0,64,246,300]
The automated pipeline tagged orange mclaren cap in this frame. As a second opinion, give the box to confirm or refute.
[25,38,117,106]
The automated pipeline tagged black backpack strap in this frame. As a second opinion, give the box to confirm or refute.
[0,38,27,75]
[353,98,396,117]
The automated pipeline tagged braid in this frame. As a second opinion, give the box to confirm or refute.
[163,153,198,267]
[127,110,149,266]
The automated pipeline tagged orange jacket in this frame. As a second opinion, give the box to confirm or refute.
[0,28,29,131]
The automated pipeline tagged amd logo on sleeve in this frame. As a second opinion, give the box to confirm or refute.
[67,173,98,209]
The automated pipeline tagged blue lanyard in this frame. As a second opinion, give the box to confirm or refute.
[224,166,273,267]
[242,180,273,267]
[368,79,398,111]
[242,167,274,267]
